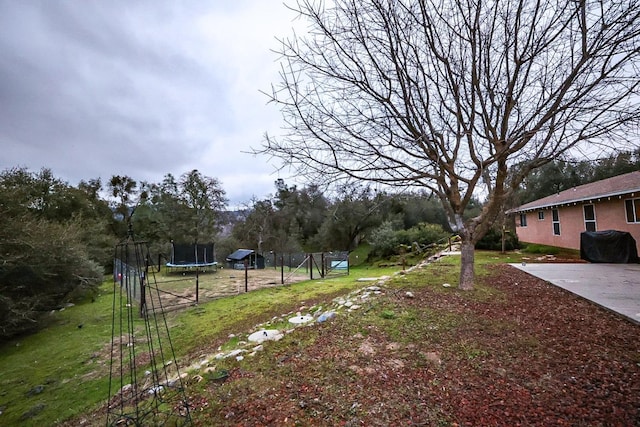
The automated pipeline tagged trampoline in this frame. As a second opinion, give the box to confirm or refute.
[166,242,218,273]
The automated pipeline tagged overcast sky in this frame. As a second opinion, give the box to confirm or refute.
[0,1,302,207]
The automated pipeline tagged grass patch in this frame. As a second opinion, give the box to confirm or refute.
[0,248,562,425]
[349,244,372,267]
[0,263,401,426]
[0,282,116,425]
[521,243,561,254]
[520,243,580,259]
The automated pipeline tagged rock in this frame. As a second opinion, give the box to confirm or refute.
[247,329,283,343]
[423,351,442,365]
[349,365,363,375]
[25,385,44,397]
[20,404,45,421]
[289,315,313,324]
[405,291,415,298]
[387,359,405,369]
[442,283,451,288]
[224,349,246,359]
[147,385,164,396]
[358,341,375,356]
[317,311,336,323]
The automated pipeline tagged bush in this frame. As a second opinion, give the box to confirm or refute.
[368,221,400,258]
[398,223,450,247]
[0,216,103,341]
[475,227,519,251]
[369,222,450,258]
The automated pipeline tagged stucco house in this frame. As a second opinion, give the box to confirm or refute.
[510,170,640,252]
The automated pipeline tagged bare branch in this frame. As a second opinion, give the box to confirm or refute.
[257,0,640,287]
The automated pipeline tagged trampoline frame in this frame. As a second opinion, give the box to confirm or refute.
[166,242,218,273]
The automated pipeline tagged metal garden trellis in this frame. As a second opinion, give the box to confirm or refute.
[108,231,191,426]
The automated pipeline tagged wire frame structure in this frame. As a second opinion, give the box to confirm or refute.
[108,236,191,426]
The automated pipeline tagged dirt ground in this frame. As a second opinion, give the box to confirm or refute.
[189,264,640,426]
[147,267,311,310]
[65,260,640,426]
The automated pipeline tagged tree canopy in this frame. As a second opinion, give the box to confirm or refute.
[1,147,633,340]
[0,168,106,340]
[263,0,640,289]
[517,149,640,204]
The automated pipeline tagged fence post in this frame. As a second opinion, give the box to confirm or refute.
[195,267,200,304]
[321,253,325,278]
[281,255,284,285]
[309,254,313,280]
[347,252,350,275]
[244,259,249,292]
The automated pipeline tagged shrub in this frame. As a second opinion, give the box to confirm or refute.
[400,223,450,247]
[475,227,519,251]
[0,216,103,341]
[369,222,450,258]
[368,221,400,258]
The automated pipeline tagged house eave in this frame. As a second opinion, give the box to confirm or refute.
[508,187,640,214]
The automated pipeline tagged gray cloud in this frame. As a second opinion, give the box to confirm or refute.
[0,1,295,206]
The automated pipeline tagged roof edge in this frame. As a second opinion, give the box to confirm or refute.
[509,187,640,213]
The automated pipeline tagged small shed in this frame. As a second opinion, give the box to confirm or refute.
[226,249,265,270]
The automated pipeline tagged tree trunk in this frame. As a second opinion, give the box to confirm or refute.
[459,239,475,290]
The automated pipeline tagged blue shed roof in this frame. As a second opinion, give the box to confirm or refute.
[226,249,255,261]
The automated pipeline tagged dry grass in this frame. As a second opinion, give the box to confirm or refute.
[145,267,311,311]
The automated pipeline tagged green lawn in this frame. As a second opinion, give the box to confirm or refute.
[0,247,540,426]
[0,261,404,426]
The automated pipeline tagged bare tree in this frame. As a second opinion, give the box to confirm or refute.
[261,0,640,289]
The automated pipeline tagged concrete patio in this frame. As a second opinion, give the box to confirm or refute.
[510,263,640,325]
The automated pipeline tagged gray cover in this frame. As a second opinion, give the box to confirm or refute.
[580,230,639,263]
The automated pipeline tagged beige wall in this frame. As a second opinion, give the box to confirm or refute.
[515,197,640,252]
